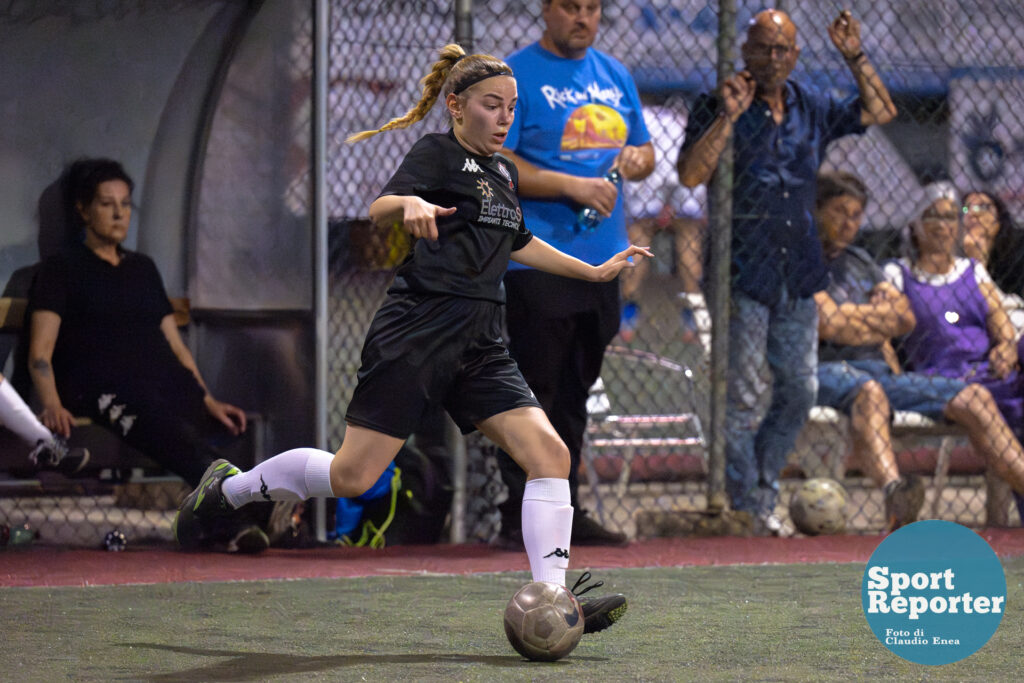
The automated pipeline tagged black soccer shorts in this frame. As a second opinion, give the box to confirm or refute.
[345,293,540,439]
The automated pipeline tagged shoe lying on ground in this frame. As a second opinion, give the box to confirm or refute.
[884,475,925,532]
[571,571,627,634]
[226,525,270,554]
[173,459,241,549]
[573,509,628,546]
[752,510,792,537]
[29,438,90,476]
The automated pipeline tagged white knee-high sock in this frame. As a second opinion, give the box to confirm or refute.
[0,378,51,445]
[522,477,573,586]
[221,447,336,508]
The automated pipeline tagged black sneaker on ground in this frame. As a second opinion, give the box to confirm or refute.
[225,525,270,554]
[173,459,241,549]
[573,509,628,546]
[29,439,90,477]
[571,571,627,634]
[884,474,925,532]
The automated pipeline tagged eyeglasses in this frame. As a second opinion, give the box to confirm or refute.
[962,202,995,215]
[747,43,795,59]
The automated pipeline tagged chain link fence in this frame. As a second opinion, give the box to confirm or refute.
[5,1,1024,547]
[326,0,1024,540]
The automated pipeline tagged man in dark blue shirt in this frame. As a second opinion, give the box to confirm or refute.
[677,8,896,534]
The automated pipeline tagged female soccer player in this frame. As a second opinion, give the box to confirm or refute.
[174,43,649,634]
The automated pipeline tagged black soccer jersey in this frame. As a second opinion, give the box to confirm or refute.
[378,130,533,303]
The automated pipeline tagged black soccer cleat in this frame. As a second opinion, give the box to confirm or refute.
[572,571,628,634]
[173,459,240,549]
[29,438,90,477]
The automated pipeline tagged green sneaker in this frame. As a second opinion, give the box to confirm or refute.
[173,459,240,549]
[571,571,628,634]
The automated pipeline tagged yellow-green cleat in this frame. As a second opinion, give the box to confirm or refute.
[173,459,240,549]
[572,571,628,634]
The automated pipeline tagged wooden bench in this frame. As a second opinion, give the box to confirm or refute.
[0,295,259,503]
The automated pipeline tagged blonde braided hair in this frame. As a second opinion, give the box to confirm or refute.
[347,43,512,143]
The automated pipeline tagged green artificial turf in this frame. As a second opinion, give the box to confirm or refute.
[2,560,1022,681]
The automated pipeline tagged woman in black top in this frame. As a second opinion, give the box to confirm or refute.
[174,44,650,635]
[28,158,248,491]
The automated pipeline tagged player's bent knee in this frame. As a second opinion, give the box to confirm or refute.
[521,436,570,480]
[330,462,381,498]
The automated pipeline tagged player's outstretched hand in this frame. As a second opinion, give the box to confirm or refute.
[591,245,654,282]
[400,197,456,241]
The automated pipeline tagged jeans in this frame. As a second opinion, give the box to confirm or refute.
[817,358,966,420]
[725,288,818,514]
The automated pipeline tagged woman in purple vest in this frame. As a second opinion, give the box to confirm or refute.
[883,181,1024,437]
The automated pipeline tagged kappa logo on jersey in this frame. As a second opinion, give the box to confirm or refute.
[462,157,484,173]
[496,161,514,190]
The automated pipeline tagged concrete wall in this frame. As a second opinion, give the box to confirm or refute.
[0,1,249,294]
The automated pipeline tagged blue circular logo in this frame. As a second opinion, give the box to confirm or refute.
[862,520,1006,665]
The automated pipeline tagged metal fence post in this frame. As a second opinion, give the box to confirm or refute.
[706,0,736,514]
[447,0,475,544]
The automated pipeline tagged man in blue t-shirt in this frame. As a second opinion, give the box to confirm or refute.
[495,0,654,547]
[677,9,897,534]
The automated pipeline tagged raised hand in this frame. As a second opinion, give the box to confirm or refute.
[828,10,863,59]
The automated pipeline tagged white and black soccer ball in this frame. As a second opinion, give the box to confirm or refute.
[789,477,849,536]
[503,581,584,661]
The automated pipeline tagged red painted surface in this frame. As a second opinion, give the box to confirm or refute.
[4,529,1024,588]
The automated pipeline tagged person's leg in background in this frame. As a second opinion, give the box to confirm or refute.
[0,372,89,473]
[496,272,626,546]
[81,386,272,551]
[550,279,624,544]
[753,290,818,534]
[618,217,658,344]
[673,215,711,354]
[724,292,772,524]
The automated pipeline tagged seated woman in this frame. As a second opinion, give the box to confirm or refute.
[884,181,1024,438]
[961,188,1024,344]
[27,158,264,551]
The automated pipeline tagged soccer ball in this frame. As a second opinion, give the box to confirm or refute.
[789,477,849,535]
[503,581,584,661]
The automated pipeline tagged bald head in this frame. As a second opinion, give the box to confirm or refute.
[741,8,799,90]
[748,9,797,44]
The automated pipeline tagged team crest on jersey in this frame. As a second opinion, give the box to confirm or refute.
[476,178,522,232]
[462,157,483,173]
[496,161,514,189]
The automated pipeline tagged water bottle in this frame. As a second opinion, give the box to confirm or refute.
[576,168,622,233]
